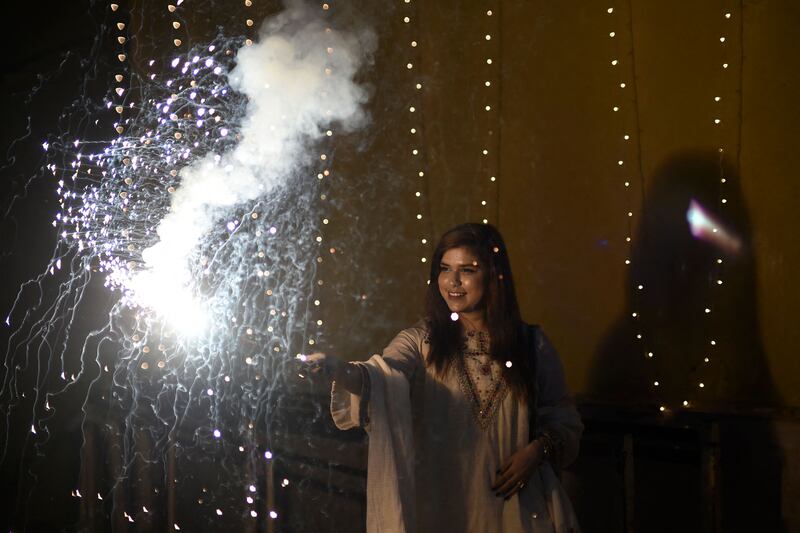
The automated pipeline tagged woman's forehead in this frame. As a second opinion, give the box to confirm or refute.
[441,247,481,265]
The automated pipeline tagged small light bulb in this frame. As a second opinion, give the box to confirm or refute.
[450,312,459,321]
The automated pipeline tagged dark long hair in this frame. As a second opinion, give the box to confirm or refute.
[425,223,534,401]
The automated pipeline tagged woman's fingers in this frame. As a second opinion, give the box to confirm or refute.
[495,474,521,499]
[504,480,524,500]
[492,458,535,498]
[491,461,516,492]
[498,457,512,475]
[297,352,327,373]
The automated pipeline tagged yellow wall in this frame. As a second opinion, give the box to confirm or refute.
[321,0,799,409]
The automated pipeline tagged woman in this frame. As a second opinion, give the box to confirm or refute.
[308,223,582,532]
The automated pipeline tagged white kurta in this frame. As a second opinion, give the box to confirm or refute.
[331,325,583,533]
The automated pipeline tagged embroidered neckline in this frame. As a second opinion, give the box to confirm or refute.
[456,334,508,430]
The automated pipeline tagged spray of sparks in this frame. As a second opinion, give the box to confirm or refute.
[2,0,375,526]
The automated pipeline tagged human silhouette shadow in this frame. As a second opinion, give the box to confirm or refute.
[583,149,786,532]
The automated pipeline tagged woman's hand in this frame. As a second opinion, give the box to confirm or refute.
[300,352,363,395]
[301,352,340,376]
[491,439,544,500]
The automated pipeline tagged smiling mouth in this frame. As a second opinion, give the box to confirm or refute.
[448,292,466,297]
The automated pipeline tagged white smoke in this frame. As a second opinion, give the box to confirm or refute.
[131,1,375,332]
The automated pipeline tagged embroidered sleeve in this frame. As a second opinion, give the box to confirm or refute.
[534,328,584,469]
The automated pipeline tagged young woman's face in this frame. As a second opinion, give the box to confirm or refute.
[438,247,486,315]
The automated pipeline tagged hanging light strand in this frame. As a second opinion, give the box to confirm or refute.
[479,5,501,225]
[402,0,434,270]
[605,4,664,411]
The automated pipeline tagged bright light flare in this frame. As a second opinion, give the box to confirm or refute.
[686,199,742,255]
[128,268,209,337]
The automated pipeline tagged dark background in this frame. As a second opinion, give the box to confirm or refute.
[2,0,798,531]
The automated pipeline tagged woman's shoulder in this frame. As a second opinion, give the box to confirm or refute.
[398,320,430,343]
[522,322,542,341]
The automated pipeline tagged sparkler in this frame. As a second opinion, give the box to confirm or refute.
[2,1,375,527]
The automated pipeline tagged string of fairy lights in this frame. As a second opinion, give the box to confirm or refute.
[400,0,433,270]
[604,4,744,412]
[603,4,670,410]
[312,3,334,356]
[671,5,738,411]
[691,5,739,405]
[403,2,502,276]
[479,4,501,225]
[112,3,127,137]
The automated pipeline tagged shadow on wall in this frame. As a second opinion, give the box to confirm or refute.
[583,149,786,532]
